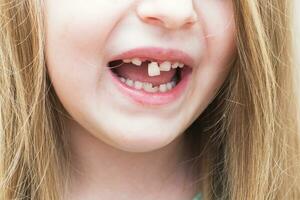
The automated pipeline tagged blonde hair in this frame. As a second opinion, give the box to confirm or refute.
[1,0,300,199]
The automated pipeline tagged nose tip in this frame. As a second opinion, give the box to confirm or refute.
[136,0,198,30]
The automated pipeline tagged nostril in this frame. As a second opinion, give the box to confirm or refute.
[143,16,164,26]
[139,13,198,30]
[147,17,160,22]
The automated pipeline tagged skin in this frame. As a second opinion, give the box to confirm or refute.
[44,0,236,199]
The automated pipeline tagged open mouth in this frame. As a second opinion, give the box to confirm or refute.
[107,58,192,93]
[106,47,194,105]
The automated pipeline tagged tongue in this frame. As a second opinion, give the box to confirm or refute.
[113,63,177,86]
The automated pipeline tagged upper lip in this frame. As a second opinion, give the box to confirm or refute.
[109,47,195,68]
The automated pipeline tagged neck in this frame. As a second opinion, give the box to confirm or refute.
[64,119,199,200]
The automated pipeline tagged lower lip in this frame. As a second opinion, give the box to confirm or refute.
[108,68,192,106]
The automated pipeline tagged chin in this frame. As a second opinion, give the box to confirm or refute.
[99,125,180,153]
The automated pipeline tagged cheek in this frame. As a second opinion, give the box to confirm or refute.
[188,1,236,113]
[44,1,133,101]
[197,0,236,73]
[44,1,109,117]
[45,1,127,57]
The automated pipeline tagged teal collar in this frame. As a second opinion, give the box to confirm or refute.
[192,192,202,200]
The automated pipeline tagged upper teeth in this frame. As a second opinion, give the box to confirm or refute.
[159,61,172,71]
[122,58,185,77]
[148,62,160,76]
[131,58,142,66]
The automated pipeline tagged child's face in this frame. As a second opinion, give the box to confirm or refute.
[45,0,236,152]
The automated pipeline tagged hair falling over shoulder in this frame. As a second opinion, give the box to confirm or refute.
[0,0,300,199]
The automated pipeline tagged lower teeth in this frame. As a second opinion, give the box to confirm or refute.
[119,76,177,93]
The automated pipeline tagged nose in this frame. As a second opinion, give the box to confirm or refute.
[136,0,198,30]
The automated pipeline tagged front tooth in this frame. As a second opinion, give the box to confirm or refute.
[132,58,142,66]
[148,62,160,77]
[159,61,171,71]
[125,79,134,87]
[178,63,184,68]
[159,84,167,92]
[172,62,180,69]
[134,81,143,90]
